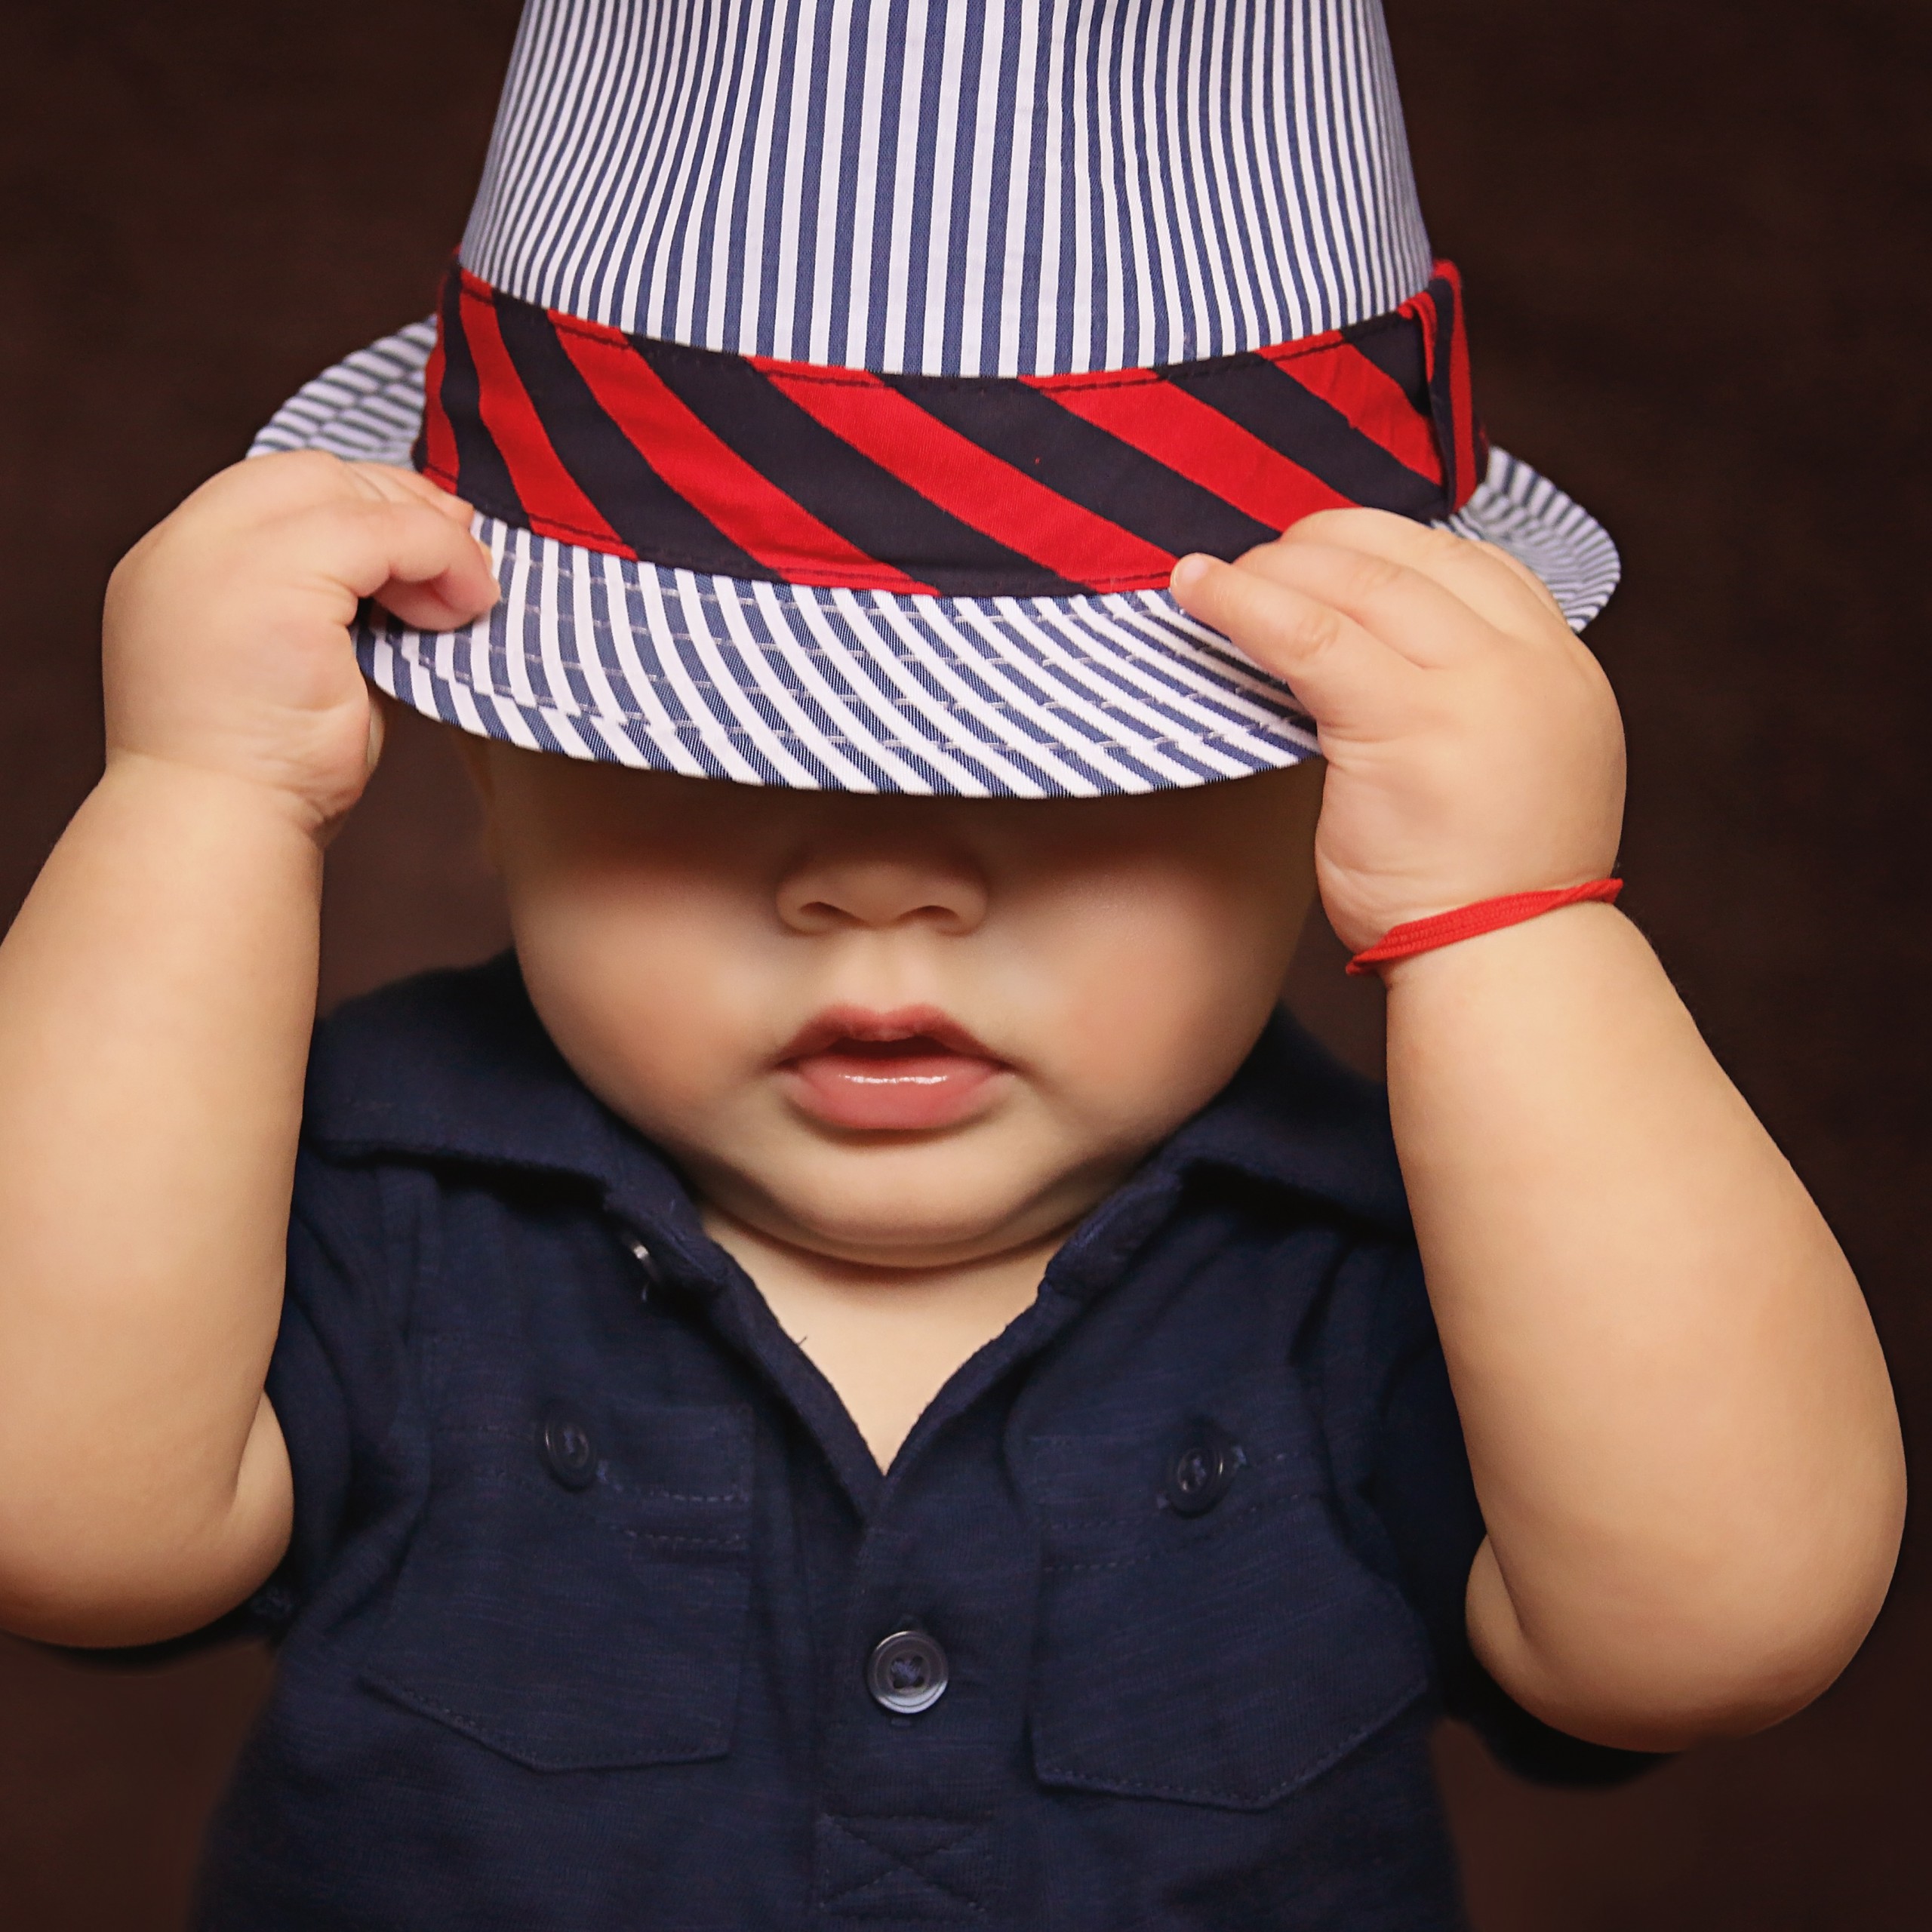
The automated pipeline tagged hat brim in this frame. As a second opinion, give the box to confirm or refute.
[252,319,1620,798]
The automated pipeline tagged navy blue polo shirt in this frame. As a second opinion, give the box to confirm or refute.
[195,956,1643,1930]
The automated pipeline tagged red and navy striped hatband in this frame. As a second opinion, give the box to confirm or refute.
[417,260,1487,600]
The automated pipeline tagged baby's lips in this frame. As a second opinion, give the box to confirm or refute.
[780,1042,1005,1134]
[774,1003,1000,1068]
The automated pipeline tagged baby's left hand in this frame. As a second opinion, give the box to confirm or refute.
[1170,511,1625,954]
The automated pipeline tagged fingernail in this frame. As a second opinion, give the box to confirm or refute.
[1171,554,1211,594]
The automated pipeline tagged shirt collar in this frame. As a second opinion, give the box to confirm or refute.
[1152,1011,1408,1227]
[304,953,1407,1252]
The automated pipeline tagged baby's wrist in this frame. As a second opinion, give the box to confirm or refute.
[98,746,344,854]
[1374,894,1631,993]
[1349,880,1624,979]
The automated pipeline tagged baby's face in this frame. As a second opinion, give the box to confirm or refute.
[473,747,1322,1268]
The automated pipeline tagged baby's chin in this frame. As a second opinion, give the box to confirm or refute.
[693,1137,1131,1272]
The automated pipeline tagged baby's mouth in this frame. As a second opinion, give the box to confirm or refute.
[776,1006,1008,1133]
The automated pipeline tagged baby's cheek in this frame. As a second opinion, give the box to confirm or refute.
[1019,884,1294,1132]
[510,884,766,1121]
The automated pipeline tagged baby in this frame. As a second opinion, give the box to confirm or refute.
[0,3,1906,1927]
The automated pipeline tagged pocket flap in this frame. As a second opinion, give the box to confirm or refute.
[1028,1424,1429,1810]
[365,1398,755,1772]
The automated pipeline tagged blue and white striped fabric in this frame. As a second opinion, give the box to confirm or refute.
[378,513,1325,795]
[463,0,1432,375]
[252,0,1620,796]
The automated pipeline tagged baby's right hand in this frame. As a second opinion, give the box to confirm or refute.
[102,452,498,834]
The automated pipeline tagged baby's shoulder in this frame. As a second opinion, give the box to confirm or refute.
[1179,1012,1408,1235]
[302,953,583,1164]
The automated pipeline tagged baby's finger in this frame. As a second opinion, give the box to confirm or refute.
[365,690,399,774]
[347,461,482,530]
[349,481,499,627]
[1458,537,1570,627]
[1171,552,1413,731]
[304,497,500,632]
[1230,536,1496,670]
[1280,508,1564,638]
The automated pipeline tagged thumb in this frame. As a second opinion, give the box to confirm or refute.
[365,690,399,776]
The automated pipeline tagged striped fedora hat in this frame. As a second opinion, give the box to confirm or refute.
[254,0,1618,798]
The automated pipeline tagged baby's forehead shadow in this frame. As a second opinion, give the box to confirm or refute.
[462,730,1318,837]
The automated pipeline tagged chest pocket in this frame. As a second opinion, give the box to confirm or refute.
[1026,1412,1430,1810]
[365,1374,755,1774]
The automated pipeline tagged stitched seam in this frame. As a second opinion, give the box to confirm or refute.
[818,1818,988,1914]
[603,1487,751,1506]
[379,697,1311,758]
[1042,1491,1308,1569]
[383,584,1263,655]
[443,485,1180,594]
[435,476,950,587]
[1032,1446,1305,1519]
[820,1872,986,1919]
[371,647,1314,752]
[365,1675,724,1766]
[459,265,1420,392]
[614,1530,749,1554]
[432,1425,751,1504]
[1035,1678,1426,1807]
[449,1477,749,1552]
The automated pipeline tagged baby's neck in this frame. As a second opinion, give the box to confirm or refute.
[700,1208,1063,1472]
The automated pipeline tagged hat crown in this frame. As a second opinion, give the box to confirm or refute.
[460,0,1434,378]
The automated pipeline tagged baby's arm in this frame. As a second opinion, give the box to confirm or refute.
[1174,518,1905,1752]
[0,455,494,1645]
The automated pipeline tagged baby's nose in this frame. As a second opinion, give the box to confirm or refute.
[776,852,989,935]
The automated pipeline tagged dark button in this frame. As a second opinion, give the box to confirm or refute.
[539,1405,598,1491]
[1164,1420,1241,1518]
[866,1629,949,1715]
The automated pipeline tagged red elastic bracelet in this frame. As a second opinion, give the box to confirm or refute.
[1346,879,1624,977]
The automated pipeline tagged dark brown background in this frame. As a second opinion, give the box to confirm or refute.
[2,1,1928,1924]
